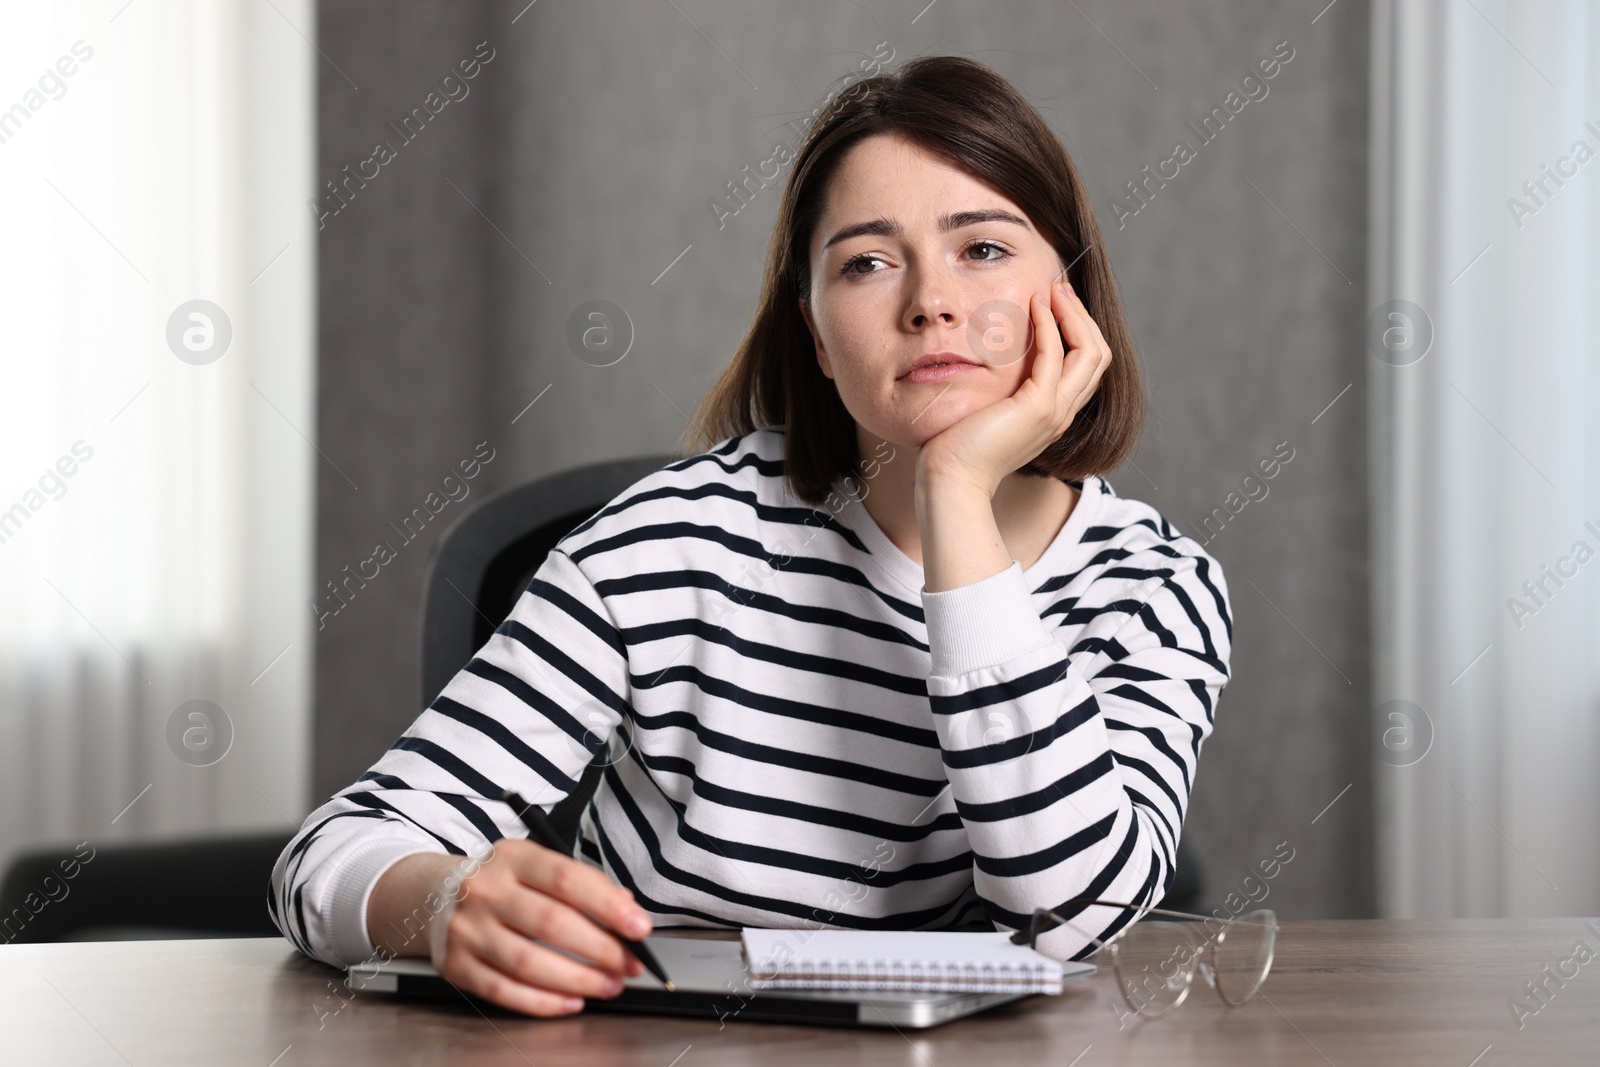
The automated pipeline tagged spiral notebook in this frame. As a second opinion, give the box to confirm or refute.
[741,929,1067,995]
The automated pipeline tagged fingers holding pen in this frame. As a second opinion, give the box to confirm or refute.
[493,877,642,979]
[516,845,652,937]
[427,836,655,1016]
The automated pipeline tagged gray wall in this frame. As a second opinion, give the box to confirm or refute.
[314,0,1373,920]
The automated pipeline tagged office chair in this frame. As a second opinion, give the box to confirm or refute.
[420,453,1204,912]
[0,832,293,943]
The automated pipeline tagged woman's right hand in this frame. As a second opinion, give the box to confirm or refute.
[367,841,652,1016]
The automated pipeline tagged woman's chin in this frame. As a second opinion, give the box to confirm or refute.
[852,383,1004,448]
[888,392,992,439]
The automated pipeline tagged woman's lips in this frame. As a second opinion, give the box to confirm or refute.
[900,361,982,384]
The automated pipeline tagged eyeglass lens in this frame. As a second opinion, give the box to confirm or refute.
[1112,920,1199,1018]
[1211,909,1277,1006]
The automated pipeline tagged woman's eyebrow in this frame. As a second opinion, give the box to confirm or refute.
[822,208,1031,250]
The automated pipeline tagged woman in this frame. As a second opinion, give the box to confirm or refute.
[271,54,1232,1018]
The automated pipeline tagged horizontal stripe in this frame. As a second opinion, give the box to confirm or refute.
[595,569,928,652]
[622,616,928,696]
[638,750,965,841]
[973,811,1119,878]
[630,663,939,747]
[629,707,946,797]
[940,691,1100,769]
[954,752,1117,822]
[431,695,582,794]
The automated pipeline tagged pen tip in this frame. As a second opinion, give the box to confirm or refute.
[664,980,676,992]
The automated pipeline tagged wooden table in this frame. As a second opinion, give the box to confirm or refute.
[3,920,1597,1065]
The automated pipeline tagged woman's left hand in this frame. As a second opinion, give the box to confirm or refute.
[916,280,1112,497]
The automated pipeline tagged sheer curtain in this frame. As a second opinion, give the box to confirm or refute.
[0,1,314,871]
[1369,0,1600,917]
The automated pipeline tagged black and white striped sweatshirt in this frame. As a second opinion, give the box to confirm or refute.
[270,428,1233,966]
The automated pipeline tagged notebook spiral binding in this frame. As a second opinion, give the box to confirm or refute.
[749,956,1062,994]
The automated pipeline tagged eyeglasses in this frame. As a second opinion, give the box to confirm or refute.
[1010,898,1278,1019]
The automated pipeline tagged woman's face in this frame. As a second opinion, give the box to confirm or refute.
[800,132,1067,451]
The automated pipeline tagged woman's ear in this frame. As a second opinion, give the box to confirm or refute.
[798,297,834,380]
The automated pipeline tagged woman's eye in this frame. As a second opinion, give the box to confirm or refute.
[838,253,881,277]
[967,240,1012,263]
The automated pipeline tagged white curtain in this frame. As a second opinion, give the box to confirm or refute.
[0,1,314,871]
[1369,0,1600,917]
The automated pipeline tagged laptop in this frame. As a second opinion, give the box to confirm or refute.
[348,935,1096,1029]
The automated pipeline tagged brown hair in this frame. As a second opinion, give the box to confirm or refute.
[681,54,1144,506]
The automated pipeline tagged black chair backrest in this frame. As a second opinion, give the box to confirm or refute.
[0,832,295,943]
[420,454,674,848]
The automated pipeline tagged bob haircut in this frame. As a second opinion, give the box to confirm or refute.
[683,54,1144,507]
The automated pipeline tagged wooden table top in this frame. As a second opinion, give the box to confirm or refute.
[3,919,1597,1065]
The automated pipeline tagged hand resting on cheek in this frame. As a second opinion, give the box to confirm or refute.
[915,279,1114,497]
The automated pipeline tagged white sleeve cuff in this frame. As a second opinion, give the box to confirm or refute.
[324,837,442,966]
[921,561,1053,678]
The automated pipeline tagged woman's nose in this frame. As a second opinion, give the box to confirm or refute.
[904,267,963,328]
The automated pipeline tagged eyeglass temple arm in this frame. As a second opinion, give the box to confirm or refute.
[1058,897,1265,926]
[1015,897,1275,948]
[1011,907,1114,955]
